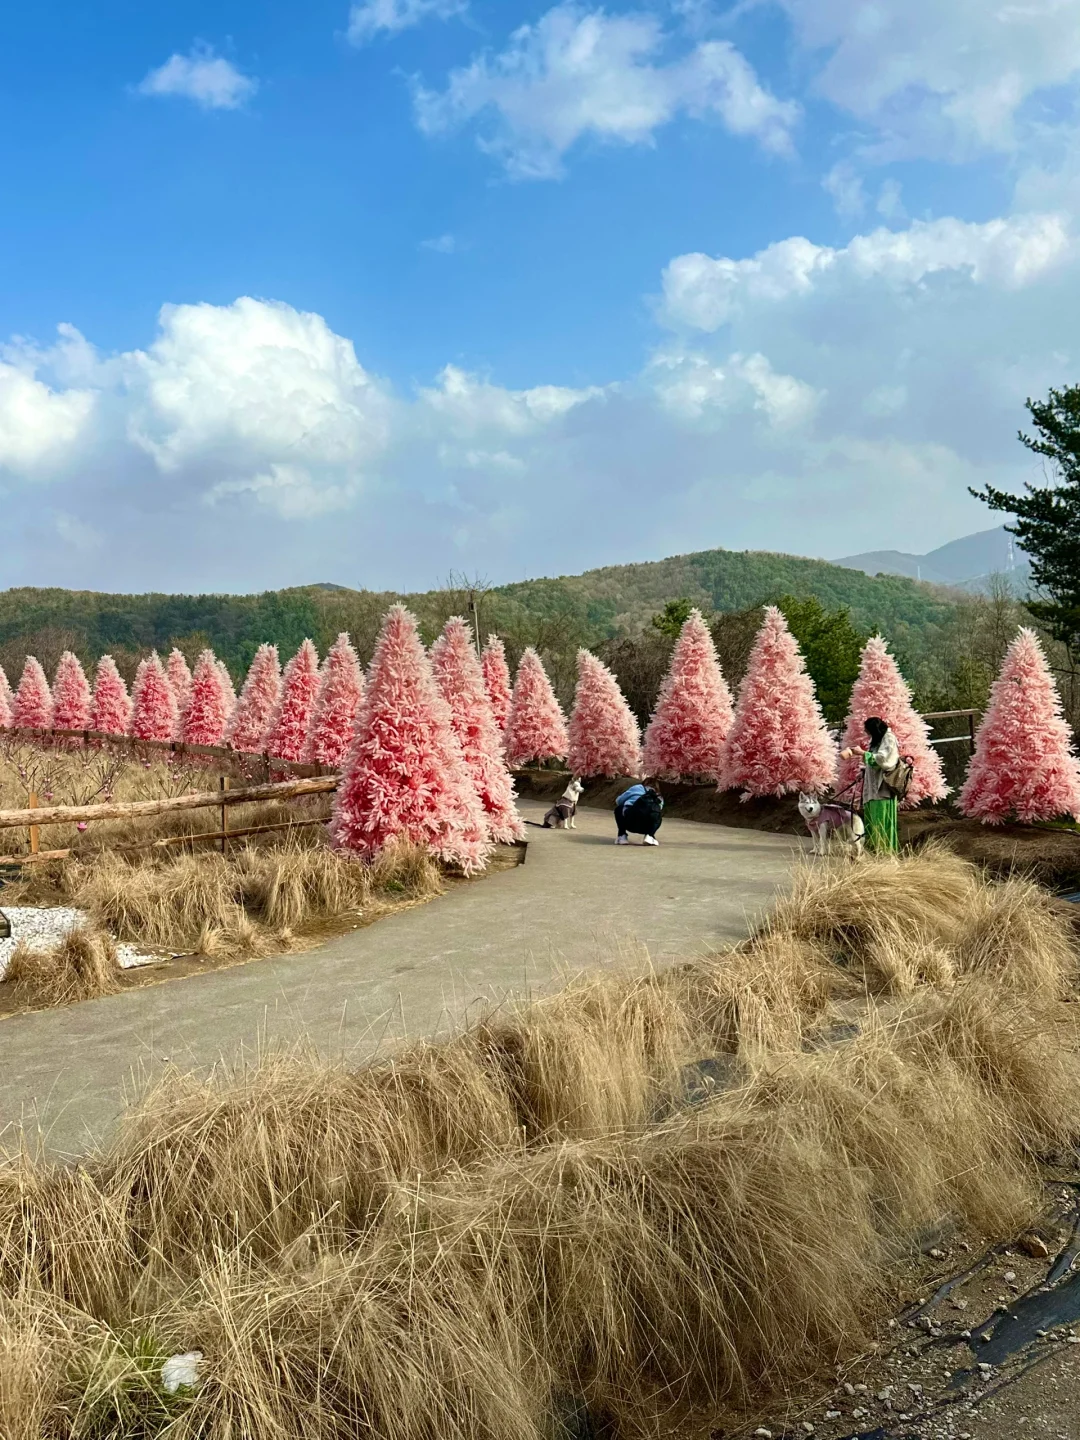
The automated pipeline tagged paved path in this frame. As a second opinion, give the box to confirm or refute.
[0,801,804,1158]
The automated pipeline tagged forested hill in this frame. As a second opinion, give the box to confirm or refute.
[0,545,955,683]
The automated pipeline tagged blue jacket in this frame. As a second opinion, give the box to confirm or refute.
[616,784,647,807]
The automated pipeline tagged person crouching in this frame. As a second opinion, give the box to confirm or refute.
[614,781,664,846]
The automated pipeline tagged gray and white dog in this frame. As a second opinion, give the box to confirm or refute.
[543,777,584,829]
[798,793,865,856]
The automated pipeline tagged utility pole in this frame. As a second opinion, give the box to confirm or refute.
[467,588,481,659]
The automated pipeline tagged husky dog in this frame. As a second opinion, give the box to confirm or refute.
[543,777,584,829]
[798,793,865,856]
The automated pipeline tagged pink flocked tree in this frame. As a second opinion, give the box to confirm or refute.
[13,658,54,730]
[481,635,513,734]
[504,648,569,769]
[166,649,193,716]
[960,628,1080,823]
[226,644,282,753]
[129,653,178,741]
[217,660,237,723]
[52,651,92,731]
[304,632,364,768]
[432,618,525,844]
[836,635,948,807]
[0,672,10,729]
[719,606,836,798]
[263,639,321,761]
[0,664,15,721]
[91,656,132,736]
[182,650,231,746]
[331,605,491,872]
[642,609,733,781]
[568,649,642,779]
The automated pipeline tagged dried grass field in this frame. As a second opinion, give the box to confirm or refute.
[0,846,1078,1438]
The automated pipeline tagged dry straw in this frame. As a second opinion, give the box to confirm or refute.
[0,848,1077,1437]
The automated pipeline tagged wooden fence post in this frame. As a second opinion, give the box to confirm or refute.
[28,792,39,856]
[220,776,230,854]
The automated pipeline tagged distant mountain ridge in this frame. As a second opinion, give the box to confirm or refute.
[834,526,1030,593]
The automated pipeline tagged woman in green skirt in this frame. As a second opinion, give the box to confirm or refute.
[841,716,900,854]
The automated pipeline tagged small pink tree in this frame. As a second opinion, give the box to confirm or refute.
[719,606,836,797]
[481,636,513,734]
[568,649,642,778]
[504,648,569,769]
[0,676,11,729]
[642,609,733,781]
[960,628,1080,823]
[263,639,321,761]
[52,652,92,731]
[305,632,364,767]
[166,649,193,715]
[90,656,132,736]
[13,658,54,730]
[129,653,178,741]
[226,644,282,753]
[432,618,525,844]
[182,650,231,746]
[217,660,237,720]
[331,605,492,872]
[836,636,948,807]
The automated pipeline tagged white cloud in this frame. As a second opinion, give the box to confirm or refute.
[420,233,458,253]
[662,213,1071,330]
[348,0,467,44]
[779,0,1080,158]
[413,3,798,179]
[0,360,95,474]
[3,196,1079,590]
[137,45,256,111]
[822,161,866,220]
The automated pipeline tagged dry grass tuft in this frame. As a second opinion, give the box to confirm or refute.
[0,848,1077,1436]
[6,927,121,1007]
[66,836,442,958]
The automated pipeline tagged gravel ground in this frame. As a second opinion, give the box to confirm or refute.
[0,906,156,977]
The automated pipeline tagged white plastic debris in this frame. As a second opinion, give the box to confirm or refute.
[161,1351,204,1394]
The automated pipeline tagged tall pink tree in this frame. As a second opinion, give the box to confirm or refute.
[836,636,948,807]
[960,628,1080,823]
[719,606,836,798]
[481,636,513,734]
[217,660,237,722]
[51,652,92,731]
[90,656,132,736]
[13,658,54,730]
[263,639,321,761]
[568,649,642,778]
[642,609,733,781]
[166,649,193,715]
[181,650,231,746]
[226,644,282,753]
[504,648,569,769]
[331,605,492,872]
[0,664,14,718]
[304,632,364,767]
[432,617,525,844]
[129,653,178,741]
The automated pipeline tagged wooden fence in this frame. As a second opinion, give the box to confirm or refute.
[0,776,339,866]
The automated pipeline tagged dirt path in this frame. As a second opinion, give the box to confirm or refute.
[0,799,803,1159]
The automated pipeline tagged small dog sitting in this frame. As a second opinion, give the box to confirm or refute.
[543,777,584,829]
[798,793,865,856]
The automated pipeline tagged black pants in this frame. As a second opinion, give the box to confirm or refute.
[615,798,662,839]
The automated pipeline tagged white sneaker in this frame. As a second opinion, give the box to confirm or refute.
[615,835,629,845]
[643,835,659,847]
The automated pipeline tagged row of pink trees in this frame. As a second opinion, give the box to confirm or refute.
[0,638,368,765]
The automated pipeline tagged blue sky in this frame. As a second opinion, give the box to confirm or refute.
[1,0,1079,592]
